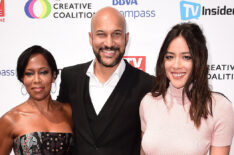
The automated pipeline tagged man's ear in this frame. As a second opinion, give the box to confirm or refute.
[125,32,129,45]
[89,32,93,46]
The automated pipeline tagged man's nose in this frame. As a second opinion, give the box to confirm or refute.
[104,35,114,48]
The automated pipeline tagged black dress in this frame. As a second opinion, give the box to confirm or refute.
[13,132,73,155]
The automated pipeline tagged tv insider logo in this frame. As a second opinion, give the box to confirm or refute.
[180,0,234,20]
[124,56,146,71]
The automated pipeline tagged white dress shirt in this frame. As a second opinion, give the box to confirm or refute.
[86,59,126,115]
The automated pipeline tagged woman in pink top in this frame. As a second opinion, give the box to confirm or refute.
[140,23,234,155]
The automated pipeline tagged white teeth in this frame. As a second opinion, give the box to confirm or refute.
[103,50,115,54]
[172,73,185,77]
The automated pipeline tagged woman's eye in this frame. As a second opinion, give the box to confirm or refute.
[165,55,173,60]
[184,56,192,60]
[40,70,49,75]
[24,72,33,76]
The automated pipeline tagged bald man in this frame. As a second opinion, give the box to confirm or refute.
[57,7,154,155]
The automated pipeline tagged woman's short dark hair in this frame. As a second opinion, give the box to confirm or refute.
[152,22,212,128]
[17,45,59,83]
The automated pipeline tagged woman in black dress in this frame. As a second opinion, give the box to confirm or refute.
[0,45,73,154]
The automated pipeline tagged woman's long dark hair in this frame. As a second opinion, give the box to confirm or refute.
[152,23,212,128]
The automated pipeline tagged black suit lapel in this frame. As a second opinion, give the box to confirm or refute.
[72,62,95,146]
[93,62,135,140]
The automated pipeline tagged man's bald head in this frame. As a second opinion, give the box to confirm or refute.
[91,7,126,33]
[88,6,129,68]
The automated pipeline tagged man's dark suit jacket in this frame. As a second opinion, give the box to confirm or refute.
[57,60,154,155]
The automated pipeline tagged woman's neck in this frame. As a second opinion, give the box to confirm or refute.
[27,95,57,112]
[168,83,184,98]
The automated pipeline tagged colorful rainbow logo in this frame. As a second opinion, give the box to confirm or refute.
[24,0,51,19]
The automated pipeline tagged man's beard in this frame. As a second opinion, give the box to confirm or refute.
[93,46,125,67]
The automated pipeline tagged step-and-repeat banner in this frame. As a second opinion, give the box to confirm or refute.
[0,0,234,153]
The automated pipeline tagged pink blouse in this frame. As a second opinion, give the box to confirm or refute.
[140,83,234,155]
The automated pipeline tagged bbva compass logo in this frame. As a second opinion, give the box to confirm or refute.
[24,0,51,19]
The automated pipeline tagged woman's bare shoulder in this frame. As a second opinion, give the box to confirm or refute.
[0,105,25,136]
[0,102,28,124]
